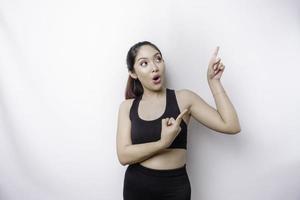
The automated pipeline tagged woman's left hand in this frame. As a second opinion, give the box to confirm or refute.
[207,46,225,81]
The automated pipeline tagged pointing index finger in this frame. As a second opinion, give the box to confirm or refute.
[213,46,220,57]
[176,108,189,123]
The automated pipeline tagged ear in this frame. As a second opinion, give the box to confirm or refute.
[128,71,138,80]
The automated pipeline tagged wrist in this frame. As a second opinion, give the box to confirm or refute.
[157,139,167,150]
[212,90,226,96]
[208,79,221,84]
[208,79,226,96]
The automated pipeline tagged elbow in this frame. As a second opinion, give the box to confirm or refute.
[118,152,135,166]
[118,157,129,166]
[117,146,139,166]
[119,158,136,166]
[119,156,139,166]
[117,150,129,166]
[120,161,128,166]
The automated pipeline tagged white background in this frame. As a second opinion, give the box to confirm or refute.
[0,0,299,199]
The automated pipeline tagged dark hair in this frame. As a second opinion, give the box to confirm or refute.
[125,41,162,99]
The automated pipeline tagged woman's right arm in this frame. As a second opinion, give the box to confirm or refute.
[116,100,166,166]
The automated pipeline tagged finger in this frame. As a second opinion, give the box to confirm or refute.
[212,58,221,70]
[170,118,176,123]
[169,117,175,121]
[162,118,166,125]
[176,108,189,123]
[213,46,220,57]
[220,63,225,69]
[167,118,174,126]
[163,118,168,124]
[218,62,225,70]
[167,120,171,126]
[214,57,221,64]
[217,62,222,68]
[213,64,218,70]
[214,62,221,71]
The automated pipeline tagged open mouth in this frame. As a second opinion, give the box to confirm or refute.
[153,75,160,80]
[152,75,161,84]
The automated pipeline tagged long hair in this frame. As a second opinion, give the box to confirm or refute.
[125,41,162,99]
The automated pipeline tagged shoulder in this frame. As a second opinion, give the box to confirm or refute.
[174,88,198,99]
[174,88,202,107]
[118,98,135,112]
[173,88,195,107]
[175,88,194,96]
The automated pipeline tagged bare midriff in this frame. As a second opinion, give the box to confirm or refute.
[140,148,187,170]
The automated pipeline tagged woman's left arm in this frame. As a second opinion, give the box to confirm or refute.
[207,79,241,134]
[183,85,241,135]
[183,46,241,134]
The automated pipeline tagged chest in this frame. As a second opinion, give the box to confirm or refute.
[129,89,190,145]
[137,91,190,124]
[137,100,166,121]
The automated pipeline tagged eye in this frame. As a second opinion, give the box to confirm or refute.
[156,56,162,62]
[140,61,147,67]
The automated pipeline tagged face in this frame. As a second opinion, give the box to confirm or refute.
[129,45,165,91]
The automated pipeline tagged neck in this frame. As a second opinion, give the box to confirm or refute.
[141,87,166,101]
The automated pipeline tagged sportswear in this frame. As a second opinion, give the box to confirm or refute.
[129,88,187,149]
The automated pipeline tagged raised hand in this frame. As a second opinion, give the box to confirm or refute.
[160,108,190,148]
[207,46,225,81]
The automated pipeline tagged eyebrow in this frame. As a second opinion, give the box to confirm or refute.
[137,52,161,62]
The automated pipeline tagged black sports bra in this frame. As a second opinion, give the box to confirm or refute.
[129,88,187,149]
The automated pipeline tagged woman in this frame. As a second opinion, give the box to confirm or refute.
[116,41,241,200]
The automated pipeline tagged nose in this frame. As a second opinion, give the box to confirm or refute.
[151,61,159,72]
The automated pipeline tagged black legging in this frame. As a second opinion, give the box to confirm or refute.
[123,163,191,200]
